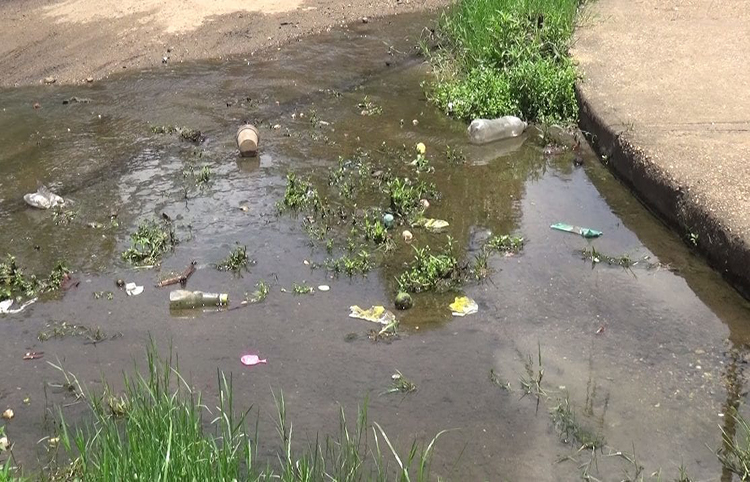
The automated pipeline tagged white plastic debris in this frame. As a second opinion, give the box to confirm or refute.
[0,298,37,314]
[23,185,64,210]
[125,282,144,296]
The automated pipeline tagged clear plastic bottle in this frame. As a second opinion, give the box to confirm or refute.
[468,116,527,144]
[169,289,229,309]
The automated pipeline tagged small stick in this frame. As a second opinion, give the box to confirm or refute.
[156,261,197,287]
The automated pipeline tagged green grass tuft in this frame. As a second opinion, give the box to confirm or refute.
[47,347,447,481]
[425,0,582,123]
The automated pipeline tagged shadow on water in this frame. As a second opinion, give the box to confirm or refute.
[1,11,750,481]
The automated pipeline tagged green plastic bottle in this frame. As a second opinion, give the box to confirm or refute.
[169,290,228,309]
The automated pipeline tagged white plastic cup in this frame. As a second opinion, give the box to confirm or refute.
[236,125,260,157]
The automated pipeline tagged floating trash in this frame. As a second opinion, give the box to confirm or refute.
[395,292,413,310]
[125,282,144,296]
[413,218,449,232]
[23,185,65,210]
[449,296,478,317]
[240,354,267,366]
[0,298,37,314]
[550,222,603,239]
[349,305,396,325]
[317,285,330,292]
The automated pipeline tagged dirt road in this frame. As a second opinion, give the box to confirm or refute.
[0,0,448,87]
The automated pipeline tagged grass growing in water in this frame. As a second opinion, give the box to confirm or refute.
[485,234,525,254]
[292,282,314,295]
[48,347,446,481]
[217,244,251,273]
[0,256,69,301]
[247,280,269,303]
[384,178,436,220]
[277,173,325,214]
[37,321,109,343]
[382,371,417,396]
[424,0,582,123]
[121,218,177,266]
[397,237,461,293]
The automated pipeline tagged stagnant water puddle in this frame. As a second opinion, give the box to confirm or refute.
[2,12,750,481]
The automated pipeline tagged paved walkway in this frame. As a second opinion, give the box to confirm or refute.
[572,0,750,296]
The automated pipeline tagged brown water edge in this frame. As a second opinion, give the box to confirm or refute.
[0,11,749,481]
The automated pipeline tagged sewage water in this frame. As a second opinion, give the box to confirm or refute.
[1,12,750,481]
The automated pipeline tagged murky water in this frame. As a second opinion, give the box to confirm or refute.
[1,12,750,481]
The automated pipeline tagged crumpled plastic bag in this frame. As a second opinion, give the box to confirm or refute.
[23,185,65,210]
[125,282,144,296]
[0,298,37,314]
[349,305,396,325]
[449,296,478,317]
[412,218,449,232]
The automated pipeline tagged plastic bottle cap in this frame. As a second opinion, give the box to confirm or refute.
[219,294,229,305]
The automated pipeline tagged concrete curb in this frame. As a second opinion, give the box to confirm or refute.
[575,83,750,300]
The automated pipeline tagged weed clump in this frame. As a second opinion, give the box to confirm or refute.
[292,283,314,295]
[184,165,212,188]
[121,218,177,266]
[424,0,581,123]
[485,234,524,254]
[551,397,605,449]
[326,250,373,276]
[277,172,325,214]
[38,321,110,343]
[217,244,251,273]
[247,280,269,303]
[397,237,461,293]
[48,347,446,481]
[385,177,437,219]
[0,256,69,301]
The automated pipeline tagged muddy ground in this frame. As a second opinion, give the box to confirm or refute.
[0,0,449,88]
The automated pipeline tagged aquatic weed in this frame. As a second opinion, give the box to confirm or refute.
[718,412,750,480]
[385,177,437,219]
[0,256,70,301]
[425,0,581,122]
[382,371,416,395]
[292,283,314,295]
[580,246,634,268]
[357,96,383,116]
[217,244,251,273]
[183,165,212,188]
[277,172,325,214]
[363,215,388,244]
[489,369,512,392]
[38,321,110,343]
[550,397,605,450]
[397,237,461,293]
[445,145,466,165]
[49,346,447,481]
[246,280,269,303]
[326,250,372,276]
[121,218,177,266]
[485,234,525,254]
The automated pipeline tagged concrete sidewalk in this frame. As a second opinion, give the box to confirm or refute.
[572,0,750,297]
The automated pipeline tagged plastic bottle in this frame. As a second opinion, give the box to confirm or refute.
[169,290,229,309]
[468,116,527,144]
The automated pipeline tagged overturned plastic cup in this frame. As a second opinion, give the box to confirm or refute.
[236,124,260,157]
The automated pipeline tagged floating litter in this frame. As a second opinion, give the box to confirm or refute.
[550,222,602,239]
[241,354,267,366]
[317,285,330,292]
[349,305,396,325]
[449,296,478,317]
[125,282,144,296]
